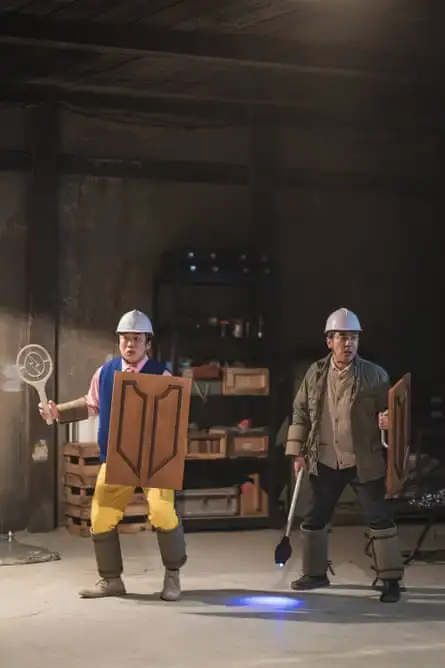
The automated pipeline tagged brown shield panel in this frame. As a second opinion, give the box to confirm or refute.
[386,373,411,498]
[105,372,192,489]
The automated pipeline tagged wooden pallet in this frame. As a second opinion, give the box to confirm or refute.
[63,442,101,484]
[239,474,269,517]
[64,478,146,506]
[65,503,149,521]
[64,482,95,507]
[187,430,227,459]
[66,515,151,537]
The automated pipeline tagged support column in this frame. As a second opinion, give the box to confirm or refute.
[249,113,282,528]
[25,101,59,532]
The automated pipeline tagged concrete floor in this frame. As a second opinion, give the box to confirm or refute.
[1,524,445,668]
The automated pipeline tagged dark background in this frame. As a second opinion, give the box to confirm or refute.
[0,0,443,532]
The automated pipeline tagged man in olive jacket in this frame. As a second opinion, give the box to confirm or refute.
[286,308,404,603]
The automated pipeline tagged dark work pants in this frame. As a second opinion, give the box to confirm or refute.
[302,463,395,531]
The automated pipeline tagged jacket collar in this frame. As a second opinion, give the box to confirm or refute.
[316,353,362,401]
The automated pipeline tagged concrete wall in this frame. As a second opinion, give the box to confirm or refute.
[0,104,27,150]
[275,188,441,381]
[274,123,442,383]
[57,175,252,397]
[0,169,29,531]
[55,109,443,386]
[276,123,438,176]
[56,107,252,395]
[58,108,249,163]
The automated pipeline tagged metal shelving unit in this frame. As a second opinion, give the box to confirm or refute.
[153,249,280,531]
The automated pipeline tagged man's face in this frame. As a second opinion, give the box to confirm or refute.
[326,331,359,367]
[119,333,148,364]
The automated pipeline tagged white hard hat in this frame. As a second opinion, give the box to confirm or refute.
[324,307,362,333]
[116,309,154,335]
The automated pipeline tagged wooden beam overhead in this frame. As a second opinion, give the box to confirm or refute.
[0,83,249,125]
[0,13,443,84]
[0,147,441,195]
[0,83,441,132]
[58,154,248,184]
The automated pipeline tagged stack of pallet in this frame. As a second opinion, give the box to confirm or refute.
[63,441,150,537]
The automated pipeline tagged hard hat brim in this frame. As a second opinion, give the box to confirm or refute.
[324,326,362,333]
[116,329,153,334]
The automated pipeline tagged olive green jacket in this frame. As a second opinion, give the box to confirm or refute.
[285,354,389,482]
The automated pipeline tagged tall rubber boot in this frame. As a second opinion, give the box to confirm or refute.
[79,528,126,599]
[367,526,404,603]
[156,523,187,601]
[291,527,331,591]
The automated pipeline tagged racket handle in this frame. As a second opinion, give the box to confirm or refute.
[37,386,53,426]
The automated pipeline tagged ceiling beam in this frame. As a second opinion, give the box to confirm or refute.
[0,83,250,125]
[0,13,442,84]
[0,147,441,196]
[58,154,248,184]
[1,82,441,132]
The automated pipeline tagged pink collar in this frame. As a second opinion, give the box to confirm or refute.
[121,355,148,373]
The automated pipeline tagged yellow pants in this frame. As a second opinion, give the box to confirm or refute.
[90,464,179,534]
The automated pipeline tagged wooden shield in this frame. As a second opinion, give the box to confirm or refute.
[386,373,411,498]
[105,372,192,489]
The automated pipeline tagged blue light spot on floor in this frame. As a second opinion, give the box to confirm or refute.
[228,595,304,611]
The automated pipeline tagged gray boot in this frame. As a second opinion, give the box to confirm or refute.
[291,527,330,591]
[161,569,181,601]
[156,523,187,601]
[367,526,404,603]
[79,528,126,599]
[367,526,404,580]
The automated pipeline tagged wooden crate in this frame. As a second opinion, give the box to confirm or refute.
[64,481,95,507]
[66,516,92,537]
[131,489,147,504]
[176,487,239,518]
[239,474,269,517]
[66,516,151,537]
[187,429,228,459]
[222,367,269,395]
[230,433,269,458]
[65,502,148,521]
[65,499,150,537]
[64,477,146,506]
[63,442,101,485]
[182,364,221,380]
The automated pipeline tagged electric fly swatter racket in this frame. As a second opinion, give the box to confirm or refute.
[16,344,54,425]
